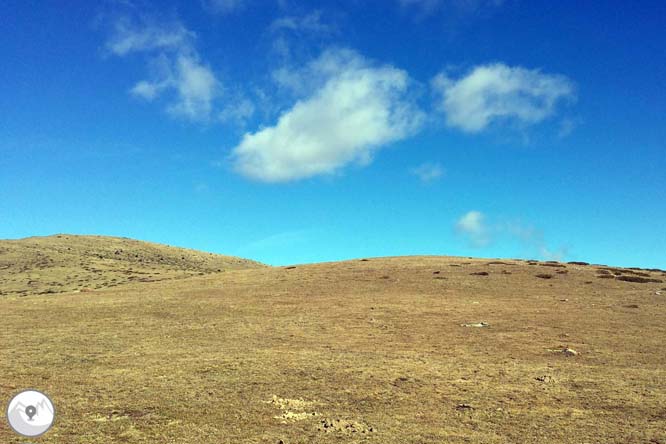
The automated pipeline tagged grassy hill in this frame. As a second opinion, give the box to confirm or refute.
[1,239,666,443]
[0,234,264,297]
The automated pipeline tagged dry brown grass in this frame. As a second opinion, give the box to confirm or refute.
[1,237,666,443]
[0,234,264,297]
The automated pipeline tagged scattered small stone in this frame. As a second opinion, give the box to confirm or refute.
[656,291,662,295]
[560,298,569,302]
[461,322,489,328]
[318,418,374,434]
[563,347,578,356]
[535,375,555,383]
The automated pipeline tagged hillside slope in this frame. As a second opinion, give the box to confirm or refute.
[1,253,666,443]
[0,234,264,296]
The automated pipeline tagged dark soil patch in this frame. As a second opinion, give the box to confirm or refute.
[535,274,553,279]
[616,276,663,284]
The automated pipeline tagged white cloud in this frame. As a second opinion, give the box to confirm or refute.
[231,49,424,182]
[107,16,222,122]
[269,10,337,64]
[106,18,193,56]
[166,55,219,120]
[504,221,568,261]
[398,0,504,17]
[456,211,491,247]
[219,97,255,126]
[433,63,575,133]
[270,10,334,34]
[202,0,247,15]
[130,79,167,100]
[410,162,444,183]
[456,212,569,260]
[398,0,442,15]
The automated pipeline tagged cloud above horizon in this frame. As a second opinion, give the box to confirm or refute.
[433,63,575,133]
[106,16,221,122]
[410,162,444,183]
[231,49,425,182]
[456,211,491,247]
[456,210,568,260]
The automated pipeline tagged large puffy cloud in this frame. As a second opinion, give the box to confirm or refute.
[231,49,424,182]
[433,63,575,133]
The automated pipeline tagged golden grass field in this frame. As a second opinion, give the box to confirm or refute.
[1,235,666,443]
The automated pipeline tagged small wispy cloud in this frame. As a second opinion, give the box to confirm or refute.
[456,211,491,247]
[105,17,193,56]
[455,211,568,260]
[231,48,425,182]
[219,97,255,127]
[432,63,575,133]
[270,10,335,35]
[106,15,222,122]
[201,0,247,15]
[503,221,569,261]
[268,9,337,63]
[410,162,444,183]
[398,0,442,16]
[557,117,580,138]
[398,0,505,18]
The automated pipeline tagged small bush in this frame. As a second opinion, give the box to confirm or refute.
[535,273,553,279]
[616,276,663,284]
[470,271,489,276]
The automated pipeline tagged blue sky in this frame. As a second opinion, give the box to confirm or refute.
[1,0,665,268]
